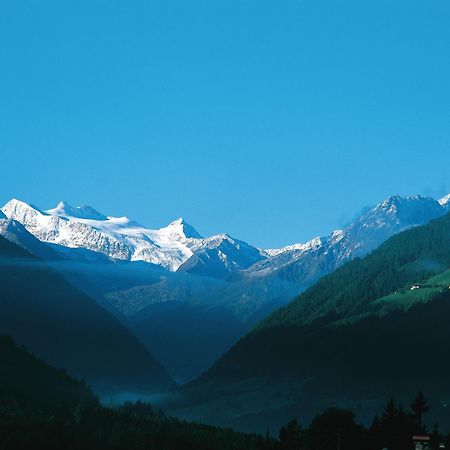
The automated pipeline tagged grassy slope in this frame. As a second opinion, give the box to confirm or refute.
[371,269,450,310]
[257,212,450,330]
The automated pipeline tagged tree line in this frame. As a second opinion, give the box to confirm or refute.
[1,387,449,450]
[277,392,446,450]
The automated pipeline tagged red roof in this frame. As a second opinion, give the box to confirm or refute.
[413,436,430,441]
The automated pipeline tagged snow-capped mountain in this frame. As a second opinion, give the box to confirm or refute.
[0,216,60,260]
[1,199,265,274]
[177,234,266,279]
[107,194,448,381]
[1,199,194,270]
[1,194,448,280]
[1,193,448,382]
[243,194,447,284]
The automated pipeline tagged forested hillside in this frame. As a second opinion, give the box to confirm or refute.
[2,336,449,450]
[0,334,94,408]
[262,211,450,329]
[0,235,173,393]
[178,213,450,430]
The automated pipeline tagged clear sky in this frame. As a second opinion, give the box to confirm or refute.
[0,1,449,248]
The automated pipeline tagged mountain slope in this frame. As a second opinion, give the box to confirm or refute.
[2,194,448,385]
[0,334,95,408]
[260,208,450,330]
[440,193,450,209]
[0,216,60,260]
[242,195,445,285]
[0,334,271,450]
[177,234,265,279]
[2,195,447,282]
[1,199,195,270]
[1,199,265,276]
[177,212,450,429]
[99,194,449,382]
[0,234,173,393]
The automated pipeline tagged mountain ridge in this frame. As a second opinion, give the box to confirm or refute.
[1,193,449,383]
[1,198,265,275]
[0,232,174,393]
[174,211,450,430]
[2,194,448,280]
[0,334,95,407]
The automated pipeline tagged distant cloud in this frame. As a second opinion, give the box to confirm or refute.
[338,204,373,229]
[421,181,448,199]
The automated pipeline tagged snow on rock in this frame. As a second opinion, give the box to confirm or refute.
[1,199,199,270]
[47,201,108,221]
[244,194,446,281]
[1,194,447,278]
[1,199,263,273]
[439,193,450,208]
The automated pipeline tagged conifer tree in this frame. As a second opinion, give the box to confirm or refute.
[410,392,429,434]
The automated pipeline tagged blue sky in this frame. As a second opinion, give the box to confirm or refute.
[0,1,449,247]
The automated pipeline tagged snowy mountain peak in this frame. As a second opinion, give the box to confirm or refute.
[47,201,108,221]
[2,199,45,223]
[439,193,450,208]
[3,198,28,209]
[162,217,202,240]
[3,198,38,213]
[246,193,447,282]
[366,195,443,227]
[2,192,446,280]
[2,198,263,274]
[171,217,187,225]
[381,194,402,204]
[375,195,405,215]
[377,194,425,213]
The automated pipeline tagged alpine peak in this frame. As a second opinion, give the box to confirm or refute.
[1,193,447,279]
[163,217,202,240]
[47,201,108,221]
[1,199,44,220]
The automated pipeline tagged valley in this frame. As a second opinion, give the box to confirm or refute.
[1,193,449,434]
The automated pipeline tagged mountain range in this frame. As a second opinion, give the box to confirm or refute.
[1,193,449,383]
[175,210,450,432]
[3,194,449,279]
[1,199,266,275]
